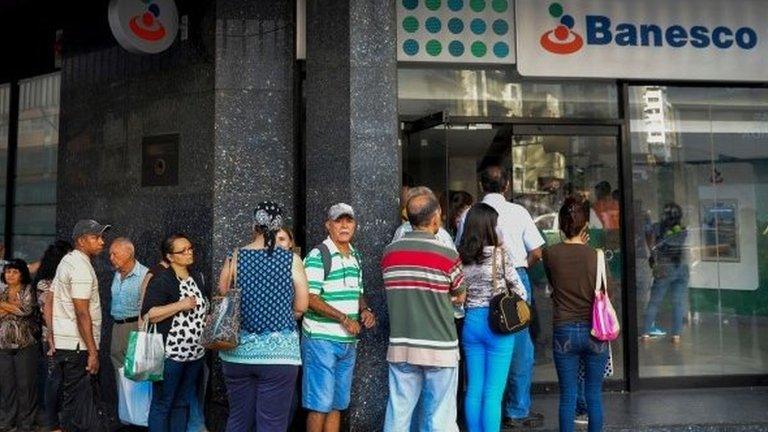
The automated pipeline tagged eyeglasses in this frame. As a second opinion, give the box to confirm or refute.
[170,247,194,255]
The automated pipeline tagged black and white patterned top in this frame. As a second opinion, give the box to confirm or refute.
[165,277,208,362]
[463,246,527,309]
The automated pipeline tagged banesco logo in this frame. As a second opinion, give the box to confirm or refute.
[129,1,167,42]
[540,3,584,54]
[541,2,758,55]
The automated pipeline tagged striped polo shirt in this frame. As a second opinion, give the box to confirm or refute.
[302,237,363,343]
[381,230,467,367]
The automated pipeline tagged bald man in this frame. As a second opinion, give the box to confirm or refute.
[108,237,148,383]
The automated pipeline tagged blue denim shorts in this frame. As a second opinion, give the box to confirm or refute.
[301,336,357,412]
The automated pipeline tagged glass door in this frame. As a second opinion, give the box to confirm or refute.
[403,121,625,387]
[505,125,623,386]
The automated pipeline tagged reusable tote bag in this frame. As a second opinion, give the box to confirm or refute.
[117,367,151,426]
[591,249,620,341]
[124,320,165,382]
[201,249,241,350]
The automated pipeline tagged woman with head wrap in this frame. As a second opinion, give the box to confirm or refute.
[217,202,309,432]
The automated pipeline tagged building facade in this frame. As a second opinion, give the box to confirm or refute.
[1,0,767,430]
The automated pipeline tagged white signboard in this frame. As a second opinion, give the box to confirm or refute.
[515,0,768,81]
[109,0,179,54]
[397,0,516,64]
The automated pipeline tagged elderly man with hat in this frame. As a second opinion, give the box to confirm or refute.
[51,219,110,431]
[301,203,376,432]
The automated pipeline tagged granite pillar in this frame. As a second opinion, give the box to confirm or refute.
[209,1,296,429]
[305,1,400,430]
[212,0,296,266]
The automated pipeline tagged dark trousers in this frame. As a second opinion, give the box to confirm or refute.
[222,361,298,432]
[55,349,107,432]
[0,343,39,431]
[149,357,204,432]
[42,341,62,429]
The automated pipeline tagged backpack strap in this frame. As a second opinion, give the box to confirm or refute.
[316,242,332,281]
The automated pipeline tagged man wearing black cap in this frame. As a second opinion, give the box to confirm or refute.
[50,219,110,430]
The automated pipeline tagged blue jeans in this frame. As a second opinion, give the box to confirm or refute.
[503,268,535,419]
[301,336,356,412]
[462,308,515,432]
[643,263,689,336]
[149,358,204,432]
[553,323,609,432]
[384,362,459,432]
[187,362,206,432]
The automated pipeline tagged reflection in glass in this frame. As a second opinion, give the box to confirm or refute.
[0,84,9,248]
[630,86,768,377]
[12,73,60,262]
[398,67,619,119]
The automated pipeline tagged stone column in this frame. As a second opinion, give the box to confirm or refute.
[305,1,400,430]
[212,0,296,264]
[210,0,296,428]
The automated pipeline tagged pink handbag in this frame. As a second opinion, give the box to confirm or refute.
[591,249,620,341]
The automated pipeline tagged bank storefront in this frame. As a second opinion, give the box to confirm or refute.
[0,2,766,421]
[396,0,768,390]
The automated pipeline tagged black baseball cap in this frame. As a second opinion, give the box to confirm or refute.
[72,219,112,240]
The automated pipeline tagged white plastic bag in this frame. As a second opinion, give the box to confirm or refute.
[124,321,165,381]
[117,367,152,426]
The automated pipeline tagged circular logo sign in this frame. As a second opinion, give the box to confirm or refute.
[108,0,179,54]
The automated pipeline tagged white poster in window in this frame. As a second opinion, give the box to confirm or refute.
[689,175,759,291]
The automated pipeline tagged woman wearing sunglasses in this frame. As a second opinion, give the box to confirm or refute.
[141,233,210,432]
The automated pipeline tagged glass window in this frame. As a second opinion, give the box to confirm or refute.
[398,67,619,119]
[630,86,768,377]
[12,73,60,262]
[0,84,9,253]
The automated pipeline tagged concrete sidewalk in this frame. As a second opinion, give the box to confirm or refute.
[519,387,768,431]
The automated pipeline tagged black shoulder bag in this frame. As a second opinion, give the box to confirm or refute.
[488,248,531,334]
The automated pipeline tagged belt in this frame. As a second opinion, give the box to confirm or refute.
[113,316,139,324]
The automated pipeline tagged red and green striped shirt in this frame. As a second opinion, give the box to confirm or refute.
[381,230,466,367]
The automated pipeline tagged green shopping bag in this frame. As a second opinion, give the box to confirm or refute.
[124,320,165,382]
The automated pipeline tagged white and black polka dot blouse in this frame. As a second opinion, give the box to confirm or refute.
[165,277,208,362]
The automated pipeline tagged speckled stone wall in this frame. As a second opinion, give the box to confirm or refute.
[208,1,296,429]
[211,0,296,302]
[305,1,400,430]
[57,5,216,273]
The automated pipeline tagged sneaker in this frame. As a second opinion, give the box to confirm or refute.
[574,413,589,425]
[503,412,544,429]
[648,326,667,337]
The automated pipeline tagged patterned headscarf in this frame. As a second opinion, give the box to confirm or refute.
[253,201,284,252]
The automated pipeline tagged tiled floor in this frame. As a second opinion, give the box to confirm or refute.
[525,387,768,431]
[529,312,768,384]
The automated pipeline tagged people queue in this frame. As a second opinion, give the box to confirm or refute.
[0,164,614,432]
